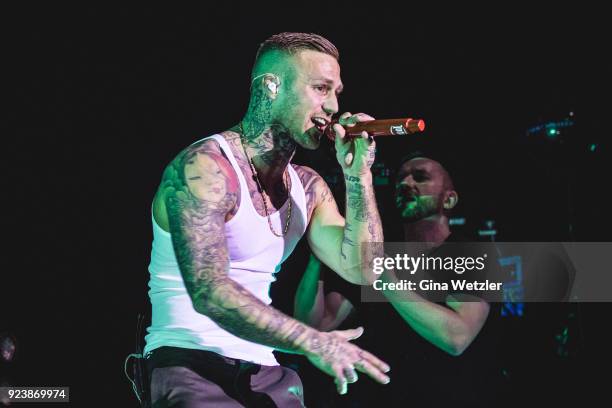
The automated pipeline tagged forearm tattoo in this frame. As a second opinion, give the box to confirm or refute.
[344,174,383,242]
[202,280,313,352]
[346,178,368,222]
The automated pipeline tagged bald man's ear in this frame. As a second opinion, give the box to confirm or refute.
[443,190,458,210]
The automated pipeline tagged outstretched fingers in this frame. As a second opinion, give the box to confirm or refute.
[332,364,348,395]
[354,349,391,384]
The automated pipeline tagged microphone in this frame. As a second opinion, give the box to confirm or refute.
[325,117,425,141]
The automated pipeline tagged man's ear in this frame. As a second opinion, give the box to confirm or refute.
[251,72,281,99]
[261,74,281,99]
[443,190,459,210]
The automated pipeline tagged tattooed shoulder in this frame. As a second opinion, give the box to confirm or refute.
[292,164,337,223]
[158,140,240,220]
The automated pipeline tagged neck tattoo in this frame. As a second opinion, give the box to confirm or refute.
[238,123,292,237]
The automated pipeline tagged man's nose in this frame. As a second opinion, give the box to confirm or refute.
[399,176,416,188]
[323,93,338,116]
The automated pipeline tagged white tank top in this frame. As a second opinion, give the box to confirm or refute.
[144,134,308,365]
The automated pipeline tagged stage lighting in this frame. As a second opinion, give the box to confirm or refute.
[526,116,574,142]
[449,217,466,226]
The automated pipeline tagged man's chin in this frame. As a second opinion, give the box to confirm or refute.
[300,128,323,149]
[400,213,418,222]
[399,206,427,222]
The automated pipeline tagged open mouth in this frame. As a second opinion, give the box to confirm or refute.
[311,117,330,133]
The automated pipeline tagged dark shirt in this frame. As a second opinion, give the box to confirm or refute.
[339,233,505,407]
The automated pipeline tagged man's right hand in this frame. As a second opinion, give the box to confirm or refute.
[303,327,390,395]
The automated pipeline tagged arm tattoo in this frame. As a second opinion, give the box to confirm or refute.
[346,181,367,222]
[162,142,315,353]
[164,144,235,305]
[344,174,383,241]
[293,165,324,223]
[341,221,354,261]
[341,174,384,273]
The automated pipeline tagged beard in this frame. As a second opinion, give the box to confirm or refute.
[397,195,443,222]
[300,125,323,149]
[273,113,321,150]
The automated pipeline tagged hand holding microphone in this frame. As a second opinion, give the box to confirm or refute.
[326,117,425,140]
[328,113,426,174]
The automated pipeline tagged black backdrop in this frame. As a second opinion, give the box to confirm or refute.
[3,3,611,406]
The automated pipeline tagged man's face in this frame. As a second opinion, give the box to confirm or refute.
[275,50,342,149]
[394,158,451,221]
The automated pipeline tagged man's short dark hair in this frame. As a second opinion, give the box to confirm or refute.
[256,32,339,62]
[397,150,434,169]
[396,149,456,191]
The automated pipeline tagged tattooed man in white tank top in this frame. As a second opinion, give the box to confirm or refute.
[145,32,389,407]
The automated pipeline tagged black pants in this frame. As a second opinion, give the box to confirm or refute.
[146,346,304,408]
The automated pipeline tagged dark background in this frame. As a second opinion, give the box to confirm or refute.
[3,3,611,406]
